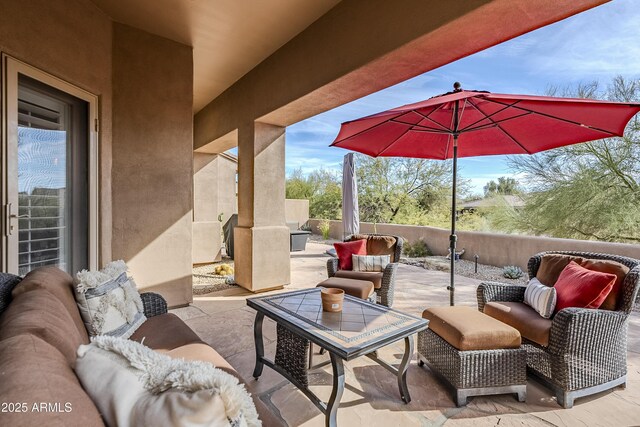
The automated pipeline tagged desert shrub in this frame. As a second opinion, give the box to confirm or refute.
[403,238,431,258]
[502,265,524,279]
[318,219,331,240]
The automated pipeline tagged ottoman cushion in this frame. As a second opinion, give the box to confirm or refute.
[422,306,521,351]
[335,270,383,289]
[317,277,374,299]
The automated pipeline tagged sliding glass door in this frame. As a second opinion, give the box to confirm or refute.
[2,55,98,275]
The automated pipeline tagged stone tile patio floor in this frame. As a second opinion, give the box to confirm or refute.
[173,242,640,426]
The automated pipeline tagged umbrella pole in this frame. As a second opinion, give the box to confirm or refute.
[448,96,460,307]
[448,137,458,306]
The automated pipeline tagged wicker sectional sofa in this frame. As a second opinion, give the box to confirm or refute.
[0,266,281,426]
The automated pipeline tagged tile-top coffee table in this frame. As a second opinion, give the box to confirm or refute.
[247,288,428,427]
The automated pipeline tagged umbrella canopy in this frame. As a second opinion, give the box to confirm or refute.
[342,153,360,238]
[331,83,640,305]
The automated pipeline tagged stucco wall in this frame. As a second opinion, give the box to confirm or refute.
[193,153,237,263]
[0,0,113,263]
[285,199,309,229]
[217,156,238,222]
[111,23,194,306]
[308,219,640,270]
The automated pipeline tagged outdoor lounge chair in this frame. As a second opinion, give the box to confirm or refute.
[477,251,640,408]
[327,234,403,307]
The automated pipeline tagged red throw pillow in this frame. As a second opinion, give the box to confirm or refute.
[334,240,367,270]
[554,261,617,312]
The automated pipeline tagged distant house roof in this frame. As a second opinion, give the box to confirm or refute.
[462,195,525,209]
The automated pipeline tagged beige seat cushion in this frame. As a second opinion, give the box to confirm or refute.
[484,301,552,347]
[422,306,521,351]
[0,334,104,427]
[317,277,374,299]
[158,343,235,371]
[161,344,285,426]
[350,234,397,261]
[335,270,383,289]
[130,313,204,350]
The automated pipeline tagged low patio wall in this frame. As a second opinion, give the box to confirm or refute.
[308,219,640,270]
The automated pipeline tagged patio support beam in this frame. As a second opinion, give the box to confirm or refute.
[234,121,290,292]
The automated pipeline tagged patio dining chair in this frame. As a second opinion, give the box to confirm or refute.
[327,234,403,307]
[477,251,640,408]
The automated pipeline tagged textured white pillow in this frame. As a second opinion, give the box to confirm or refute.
[74,336,260,427]
[352,254,391,272]
[74,260,146,338]
[524,277,557,319]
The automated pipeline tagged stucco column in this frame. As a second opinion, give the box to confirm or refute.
[234,121,289,291]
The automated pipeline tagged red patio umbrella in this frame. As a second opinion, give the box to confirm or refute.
[331,83,640,305]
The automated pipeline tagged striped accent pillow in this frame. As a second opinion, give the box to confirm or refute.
[352,255,390,272]
[524,277,557,319]
[75,260,146,338]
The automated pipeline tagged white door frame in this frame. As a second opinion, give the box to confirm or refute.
[1,54,99,273]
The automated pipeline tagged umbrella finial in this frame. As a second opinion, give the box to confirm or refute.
[453,82,462,92]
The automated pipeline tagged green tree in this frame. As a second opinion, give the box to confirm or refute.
[507,76,640,243]
[285,168,314,199]
[483,176,520,196]
[285,168,342,219]
[355,155,455,224]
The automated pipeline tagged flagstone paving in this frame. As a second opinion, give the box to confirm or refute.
[173,242,640,427]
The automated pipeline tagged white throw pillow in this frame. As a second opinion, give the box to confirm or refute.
[74,336,260,427]
[352,254,391,272]
[74,260,146,338]
[524,277,557,319]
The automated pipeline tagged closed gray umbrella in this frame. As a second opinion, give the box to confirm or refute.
[342,153,360,238]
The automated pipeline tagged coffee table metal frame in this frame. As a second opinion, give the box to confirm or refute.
[247,288,428,427]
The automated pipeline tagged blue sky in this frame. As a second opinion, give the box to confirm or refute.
[279,0,640,195]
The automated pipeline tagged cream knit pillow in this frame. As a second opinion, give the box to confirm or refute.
[74,260,146,338]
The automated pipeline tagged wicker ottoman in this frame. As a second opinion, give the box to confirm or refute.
[417,306,526,406]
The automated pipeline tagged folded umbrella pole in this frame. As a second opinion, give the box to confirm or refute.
[331,82,640,305]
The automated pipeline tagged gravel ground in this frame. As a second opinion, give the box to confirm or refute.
[401,256,529,285]
[192,259,238,295]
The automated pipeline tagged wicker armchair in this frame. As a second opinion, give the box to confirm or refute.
[327,234,403,307]
[477,251,640,408]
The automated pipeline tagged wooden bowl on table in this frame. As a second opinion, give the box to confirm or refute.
[320,288,344,312]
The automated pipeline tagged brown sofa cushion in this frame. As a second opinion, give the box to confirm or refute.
[335,270,383,289]
[0,334,104,427]
[317,277,374,299]
[350,234,398,262]
[12,266,89,342]
[130,313,204,350]
[484,301,552,347]
[0,289,88,366]
[160,342,235,371]
[536,254,584,286]
[580,259,629,311]
[422,306,521,351]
